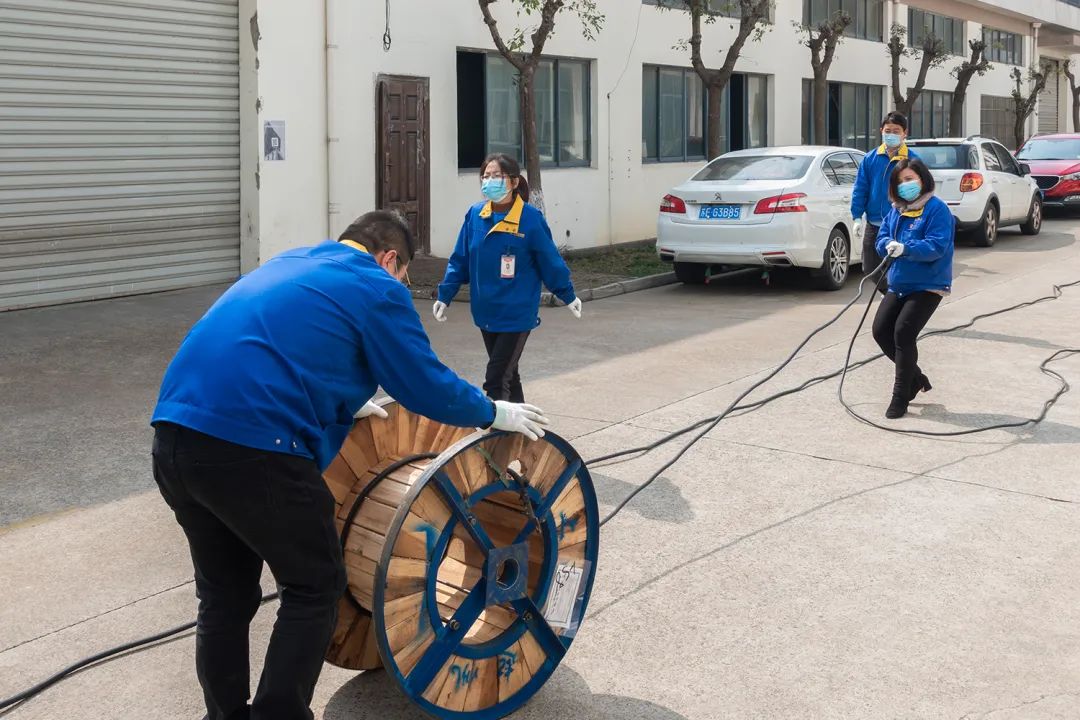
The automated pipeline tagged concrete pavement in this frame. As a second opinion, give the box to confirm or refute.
[2,218,1080,718]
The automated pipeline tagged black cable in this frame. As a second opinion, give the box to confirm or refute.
[597,259,890,527]
[383,0,392,51]
[0,592,279,712]
[587,276,1080,467]
[838,277,1080,436]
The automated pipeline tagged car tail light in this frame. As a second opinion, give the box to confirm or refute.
[754,193,807,214]
[660,194,687,214]
[960,173,984,192]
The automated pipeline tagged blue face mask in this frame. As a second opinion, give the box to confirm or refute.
[882,132,903,149]
[481,178,510,202]
[897,180,922,202]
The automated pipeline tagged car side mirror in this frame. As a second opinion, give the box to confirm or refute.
[1019,162,1032,175]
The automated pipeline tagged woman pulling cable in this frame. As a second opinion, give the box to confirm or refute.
[872,158,955,419]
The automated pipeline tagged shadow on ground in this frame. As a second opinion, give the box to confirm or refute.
[323,663,689,720]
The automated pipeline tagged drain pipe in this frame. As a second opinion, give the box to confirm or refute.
[325,0,340,238]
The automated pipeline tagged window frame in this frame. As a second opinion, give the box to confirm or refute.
[822,151,860,187]
[642,64,709,164]
[803,0,884,42]
[908,8,966,56]
[909,89,955,139]
[982,27,1023,66]
[461,52,592,171]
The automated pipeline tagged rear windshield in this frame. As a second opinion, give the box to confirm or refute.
[692,155,813,182]
[1017,138,1080,160]
[909,144,976,170]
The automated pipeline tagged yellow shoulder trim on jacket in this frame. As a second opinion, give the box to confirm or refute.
[340,240,371,255]
[483,195,526,238]
[877,144,910,161]
[900,208,924,218]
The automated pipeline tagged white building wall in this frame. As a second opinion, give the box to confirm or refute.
[242,0,1080,263]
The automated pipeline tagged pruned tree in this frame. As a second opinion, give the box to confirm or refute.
[1063,59,1080,132]
[886,21,947,120]
[1010,61,1055,149]
[657,0,773,160]
[796,11,852,145]
[948,39,992,136]
[478,0,604,212]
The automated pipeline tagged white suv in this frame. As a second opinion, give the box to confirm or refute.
[905,136,1042,246]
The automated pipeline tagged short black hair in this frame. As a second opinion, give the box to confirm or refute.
[881,111,909,132]
[889,158,935,202]
[338,211,416,263]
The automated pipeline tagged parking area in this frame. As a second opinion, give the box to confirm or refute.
[2,215,1080,719]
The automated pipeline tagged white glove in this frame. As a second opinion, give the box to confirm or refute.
[491,401,550,441]
[566,297,582,319]
[354,400,389,420]
[852,220,863,240]
[432,300,448,322]
[885,241,905,258]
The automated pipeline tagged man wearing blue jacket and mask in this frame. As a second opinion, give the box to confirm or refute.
[851,111,919,283]
[150,211,547,720]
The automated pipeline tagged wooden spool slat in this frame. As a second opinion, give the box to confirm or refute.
[323,403,599,718]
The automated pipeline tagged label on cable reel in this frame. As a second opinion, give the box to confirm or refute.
[543,561,587,631]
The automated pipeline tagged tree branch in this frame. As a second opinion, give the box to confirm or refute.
[688,0,714,84]
[478,0,526,71]
[529,0,564,65]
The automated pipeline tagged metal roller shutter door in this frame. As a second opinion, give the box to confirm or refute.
[1039,58,1060,136]
[0,0,240,311]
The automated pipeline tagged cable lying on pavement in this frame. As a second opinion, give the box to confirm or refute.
[5,266,1079,713]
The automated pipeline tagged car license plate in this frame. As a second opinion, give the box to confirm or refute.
[699,204,741,220]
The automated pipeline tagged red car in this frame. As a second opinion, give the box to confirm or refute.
[1015,133,1080,209]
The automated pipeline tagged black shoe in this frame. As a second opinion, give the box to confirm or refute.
[906,373,932,402]
[885,396,908,419]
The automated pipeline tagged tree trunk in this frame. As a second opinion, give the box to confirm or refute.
[812,74,829,145]
[1073,89,1080,133]
[1014,113,1027,151]
[948,90,966,136]
[895,98,912,119]
[706,82,724,160]
[518,64,545,213]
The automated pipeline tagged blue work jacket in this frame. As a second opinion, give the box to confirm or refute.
[876,195,955,297]
[152,241,494,470]
[851,143,920,226]
[437,196,577,333]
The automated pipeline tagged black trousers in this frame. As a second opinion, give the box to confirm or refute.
[481,330,531,402]
[152,423,346,720]
[872,291,942,400]
[862,223,887,291]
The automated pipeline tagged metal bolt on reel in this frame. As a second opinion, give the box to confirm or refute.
[322,401,599,718]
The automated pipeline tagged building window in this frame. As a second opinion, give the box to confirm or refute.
[980,95,1016,149]
[642,67,767,162]
[909,9,965,56]
[641,0,738,18]
[456,51,591,169]
[982,27,1023,65]
[801,80,884,152]
[803,0,883,42]
[910,90,954,139]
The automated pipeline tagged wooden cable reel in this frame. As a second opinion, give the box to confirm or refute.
[322,401,599,718]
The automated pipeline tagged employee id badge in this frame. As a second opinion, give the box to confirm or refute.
[500,254,516,279]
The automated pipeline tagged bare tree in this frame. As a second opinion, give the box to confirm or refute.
[478,0,604,212]
[1063,59,1080,132]
[886,22,947,120]
[796,11,852,144]
[1010,61,1054,149]
[657,0,773,160]
[948,39,992,136]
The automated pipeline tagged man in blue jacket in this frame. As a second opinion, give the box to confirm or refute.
[150,211,547,720]
[851,111,919,283]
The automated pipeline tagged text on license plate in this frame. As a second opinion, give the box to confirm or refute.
[699,204,741,220]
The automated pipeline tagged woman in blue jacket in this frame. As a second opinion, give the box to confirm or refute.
[434,154,581,402]
[873,158,955,419]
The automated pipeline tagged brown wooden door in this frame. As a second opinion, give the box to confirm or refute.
[378,76,430,254]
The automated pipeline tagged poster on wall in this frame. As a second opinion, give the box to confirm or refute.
[263,121,286,161]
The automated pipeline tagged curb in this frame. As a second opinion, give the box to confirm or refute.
[409,271,678,305]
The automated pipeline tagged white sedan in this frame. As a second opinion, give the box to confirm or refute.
[656,146,866,290]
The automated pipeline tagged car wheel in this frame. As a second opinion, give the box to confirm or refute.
[812,227,850,291]
[972,202,998,247]
[1020,196,1042,235]
[673,261,708,284]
